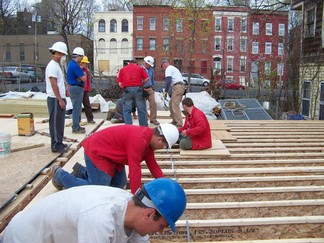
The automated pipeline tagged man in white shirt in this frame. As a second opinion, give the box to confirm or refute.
[161,59,186,127]
[0,178,187,243]
[46,42,69,154]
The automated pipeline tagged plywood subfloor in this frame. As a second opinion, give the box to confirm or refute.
[0,144,60,209]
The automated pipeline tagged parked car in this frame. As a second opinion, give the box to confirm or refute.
[216,80,246,90]
[21,66,44,82]
[0,66,33,83]
[182,73,210,86]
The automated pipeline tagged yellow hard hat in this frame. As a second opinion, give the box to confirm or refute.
[81,56,90,63]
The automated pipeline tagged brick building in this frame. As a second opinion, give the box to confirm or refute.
[132,5,288,87]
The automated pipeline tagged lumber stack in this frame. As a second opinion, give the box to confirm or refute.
[146,120,324,242]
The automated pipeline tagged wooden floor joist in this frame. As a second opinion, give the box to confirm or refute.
[1,118,324,242]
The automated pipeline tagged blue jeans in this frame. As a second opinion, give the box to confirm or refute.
[69,85,84,131]
[122,86,148,126]
[54,154,127,189]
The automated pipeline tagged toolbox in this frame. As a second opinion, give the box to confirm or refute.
[17,113,35,136]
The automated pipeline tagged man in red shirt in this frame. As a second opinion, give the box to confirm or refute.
[51,123,179,194]
[118,60,149,126]
[178,97,212,150]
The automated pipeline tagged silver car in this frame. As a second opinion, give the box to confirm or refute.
[182,73,210,86]
[0,66,33,83]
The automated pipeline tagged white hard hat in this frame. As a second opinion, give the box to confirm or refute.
[159,123,179,149]
[144,56,154,67]
[49,42,68,55]
[72,47,85,56]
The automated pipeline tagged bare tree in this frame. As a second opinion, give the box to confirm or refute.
[0,0,18,34]
[39,0,87,54]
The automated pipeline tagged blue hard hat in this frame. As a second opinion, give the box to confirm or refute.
[144,178,187,232]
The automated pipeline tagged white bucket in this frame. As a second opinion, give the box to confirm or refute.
[263,101,270,110]
[0,132,11,158]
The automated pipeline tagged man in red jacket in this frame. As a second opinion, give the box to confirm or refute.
[51,123,179,194]
[178,97,212,150]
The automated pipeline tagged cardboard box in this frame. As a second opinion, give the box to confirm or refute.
[17,113,35,136]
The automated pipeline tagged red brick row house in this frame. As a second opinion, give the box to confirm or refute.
[132,5,288,88]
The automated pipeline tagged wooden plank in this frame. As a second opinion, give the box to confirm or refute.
[184,186,324,195]
[11,143,44,153]
[209,120,231,131]
[212,130,237,141]
[187,199,324,209]
[0,114,14,118]
[180,139,230,157]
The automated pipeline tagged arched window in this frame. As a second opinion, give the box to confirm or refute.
[98,38,105,53]
[98,19,105,32]
[110,19,117,32]
[121,38,128,53]
[122,19,128,32]
[110,38,117,54]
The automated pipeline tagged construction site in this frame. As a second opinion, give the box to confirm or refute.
[0,92,324,243]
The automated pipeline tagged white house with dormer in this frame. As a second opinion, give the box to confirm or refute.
[93,11,133,76]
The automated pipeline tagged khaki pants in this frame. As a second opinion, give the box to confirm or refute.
[169,84,185,126]
[145,87,157,122]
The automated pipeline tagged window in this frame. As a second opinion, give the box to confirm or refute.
[122,19,128,32]
[265,42,272,54]
[137,38,143,51]
[252,42,259,54]
[241,18,247,32]
[266,23,272,35]
[213,56,221,70]
[227,56,233,72]
[240,38,247,52]
[215,37,221,51]
[228,18,234,32]
[110,19,117,32]
[277,62,284,76]
[121,38,128,54]
[162,38,169,51]
[279,24,285,36]
[239,76,245,86]
[306,7,316,37]
[176,18,183,32]
[302,81,311,116]
[253,22,259,35]
[201,19,208,32]
[109,38,117,54]
[98,38,105,54]
[19,43,25,61]
[227,37,234,51]
[201,39,208,54]
[163,17,169,31]
[137,17,143,30]
[149,38,156,50]
[5,43,11,62]
[150,17,156,30]
[265,62,271,75]
[215,17,221,31]
[176,39,184,54]
[240,57,246,72]
[278,43,284,56]
[319,82,324,120]
[98,19,105,32]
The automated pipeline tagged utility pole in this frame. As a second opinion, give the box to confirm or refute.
[32,13,41,82]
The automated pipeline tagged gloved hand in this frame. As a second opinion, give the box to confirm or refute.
[163,91,167,99]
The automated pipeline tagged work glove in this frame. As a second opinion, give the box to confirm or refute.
[163,91,167,99]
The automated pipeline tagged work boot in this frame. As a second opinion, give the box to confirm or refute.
[71,162,83,177]
[87,120,96,124]
[51,165,64,190]
[150,120,160,125]
[106,109,115,121]
[72,128,86,134]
